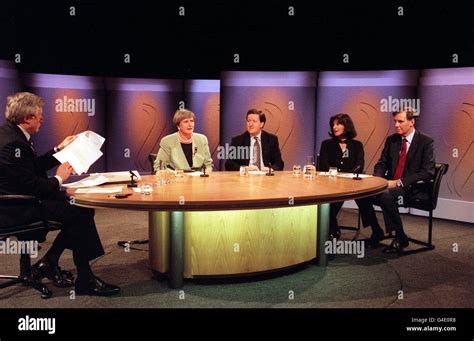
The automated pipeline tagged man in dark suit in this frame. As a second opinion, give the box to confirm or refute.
[361,109,435,253]
[225,109,284,171]
[0,92,120,296]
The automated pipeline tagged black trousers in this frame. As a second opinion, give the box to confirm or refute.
[42,196,105,266]
[330,198,380,232]
[356,187,407,235]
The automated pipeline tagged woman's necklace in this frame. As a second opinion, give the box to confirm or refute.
[179,131,193,144]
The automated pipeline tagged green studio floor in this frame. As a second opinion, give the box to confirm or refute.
[1,208,473,309]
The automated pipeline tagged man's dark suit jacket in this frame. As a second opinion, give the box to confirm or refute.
[374,130,435,187]
[318,138,364,173]
[225,130,284,171]
[0,122,62,227]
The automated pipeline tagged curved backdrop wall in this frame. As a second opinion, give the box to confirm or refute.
[416,68,474,222]
[0,60,21,125]
[184,80,220,170]
[316,70,419,175]
[22,73,106,173]
[220,71,318,170]
[105,78,181,172]
[0,59,471,223]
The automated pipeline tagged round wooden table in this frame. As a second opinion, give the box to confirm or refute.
[68,171,387,288]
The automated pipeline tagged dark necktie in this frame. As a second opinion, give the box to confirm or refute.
[28,139,36,154]
[393,138,407,180]
[253,136,261,170]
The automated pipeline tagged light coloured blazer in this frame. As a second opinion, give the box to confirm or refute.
[154,132,213,172]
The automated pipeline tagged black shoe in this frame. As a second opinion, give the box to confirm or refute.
[366,228,384,249]
[32,258,74,288]
[75,276,120,296]
[382,237,409,254]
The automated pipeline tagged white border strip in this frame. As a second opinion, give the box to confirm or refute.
[185,79,220,93]
[22,73,104,89]
[221,71,317,87]
[106,77,182,92]
[319,70,420,87]
[420,67,474,86]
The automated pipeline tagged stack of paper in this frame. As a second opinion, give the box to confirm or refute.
[75,186,124,194]
[63,171,141,188]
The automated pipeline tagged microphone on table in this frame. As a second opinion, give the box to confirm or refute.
[127,170,138,187]
[200,164,209,177]
[265,162,275,176]
[352,165,362,180]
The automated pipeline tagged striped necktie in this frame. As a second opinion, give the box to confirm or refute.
[253,136,261,170]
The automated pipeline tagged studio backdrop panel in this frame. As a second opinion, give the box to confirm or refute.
[184,80,220,170]
[221,71,318,170]
[416,67,474,223]
[22,73,106,173]
[316,70,420,175]
[105,78,181,172]
[0,60,20,125]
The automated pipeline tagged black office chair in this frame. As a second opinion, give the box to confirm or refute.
[354,163,448,254]
[0,195,55,299]
[148,153,157,173]
[397,162,449,255]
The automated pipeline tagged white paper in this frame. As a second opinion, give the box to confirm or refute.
[247,170,266,175]
[185,171,204,177]
[337,173,372,178]
[63,171,141,188]
[74,186,124,194]
[79,130,105,149]
[53,131,105,175]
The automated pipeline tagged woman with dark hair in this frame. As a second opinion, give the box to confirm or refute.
[318,113,368,240]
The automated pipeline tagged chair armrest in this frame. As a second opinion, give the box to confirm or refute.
[414,179,434,185]
[0,194,39,205]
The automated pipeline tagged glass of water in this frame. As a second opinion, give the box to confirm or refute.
[140,182,153,195]
[292,164,301,177]
[329,167,338,177]
[175,169,184,177]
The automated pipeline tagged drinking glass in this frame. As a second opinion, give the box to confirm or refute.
[140,183,153,195]
[292,164,301,177]
[329,167,338,177]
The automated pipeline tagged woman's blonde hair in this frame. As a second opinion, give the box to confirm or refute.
[172,109,195,127]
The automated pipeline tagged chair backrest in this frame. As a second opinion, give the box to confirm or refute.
[431,163,449,210]
[0,195,51,241]
[405,163,449,211]
[148,153,157,173]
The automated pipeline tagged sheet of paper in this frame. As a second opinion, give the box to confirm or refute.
[317,172,372,178]
[53,131,105,175]
[336,173,372,178]
[63,175,109,188]
[185,171,204,177]
[247,170,267,175]
[74,186,124,194]
[78,130,105,149]
[63,171,141,188]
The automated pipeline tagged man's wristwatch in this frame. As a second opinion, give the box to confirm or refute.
[54,146,61,152]
[396,179,403,187]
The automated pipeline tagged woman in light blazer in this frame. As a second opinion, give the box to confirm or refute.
[154,109,213,173]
